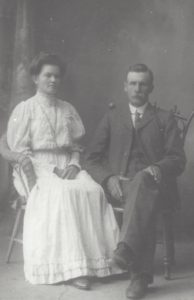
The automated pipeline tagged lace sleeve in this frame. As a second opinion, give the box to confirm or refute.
[7,101,31,153]
[69,104,85,141]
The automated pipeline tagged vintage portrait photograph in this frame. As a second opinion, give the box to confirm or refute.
[0,0,194,299]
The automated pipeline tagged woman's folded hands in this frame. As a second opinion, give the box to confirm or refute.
[54,165,80,180]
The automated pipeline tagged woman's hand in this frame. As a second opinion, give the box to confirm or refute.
[54,165,80,180]
[62,165,80,179]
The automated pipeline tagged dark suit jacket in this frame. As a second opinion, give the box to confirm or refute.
[85,101,186,210]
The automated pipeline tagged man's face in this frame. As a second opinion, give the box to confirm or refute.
[124,71,153,107]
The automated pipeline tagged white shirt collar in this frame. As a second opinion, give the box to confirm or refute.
[129,102,148,115]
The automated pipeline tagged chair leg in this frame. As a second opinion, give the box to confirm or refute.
[6,207,23,263]
[163,212,175,280]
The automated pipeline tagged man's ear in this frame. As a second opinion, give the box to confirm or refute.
[124,82,128,93]
[148,83,154,94]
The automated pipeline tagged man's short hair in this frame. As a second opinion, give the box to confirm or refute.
[126,64,154,86]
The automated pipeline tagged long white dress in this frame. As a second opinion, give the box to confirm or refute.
[7,93,122,284]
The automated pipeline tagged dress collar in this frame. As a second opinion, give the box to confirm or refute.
[36,91,57,107]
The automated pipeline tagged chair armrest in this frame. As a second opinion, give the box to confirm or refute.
[14,164,31,197]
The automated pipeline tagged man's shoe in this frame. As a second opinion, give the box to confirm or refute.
[111,243,134,270]
[126,276,148,299]
[71,277,91,290]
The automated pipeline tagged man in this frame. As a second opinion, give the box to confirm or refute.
[85,64,185,299]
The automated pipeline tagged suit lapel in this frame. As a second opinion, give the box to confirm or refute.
[118,101,155,131]
[118,100,133,130]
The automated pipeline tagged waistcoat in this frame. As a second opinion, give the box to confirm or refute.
[126,129,149,178]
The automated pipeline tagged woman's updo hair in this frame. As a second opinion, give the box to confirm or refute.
[29,52,66,77]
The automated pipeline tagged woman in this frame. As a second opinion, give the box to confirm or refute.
[4,53,122,288]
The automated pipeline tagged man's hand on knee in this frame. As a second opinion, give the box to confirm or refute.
[107,175,123,202]
[143,165,161,183]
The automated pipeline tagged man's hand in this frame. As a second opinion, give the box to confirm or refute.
[107,175,123,202]
[144,165,161,183]
[17,155,36,191]
[54,165,80,180]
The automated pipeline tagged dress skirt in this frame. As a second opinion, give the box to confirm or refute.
[8,96,123,284]
[14,166,121,284]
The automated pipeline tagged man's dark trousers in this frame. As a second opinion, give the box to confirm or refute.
[118,130,160,281]
[120,171,159,281]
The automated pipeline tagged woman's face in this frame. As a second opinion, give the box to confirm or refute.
[34,64,61,96]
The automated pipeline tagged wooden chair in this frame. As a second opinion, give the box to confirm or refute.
[6,164,29,263]
[113,107,194,280]
[162,106,194,278]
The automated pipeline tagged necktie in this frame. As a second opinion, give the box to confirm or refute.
[134,110,141,129]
